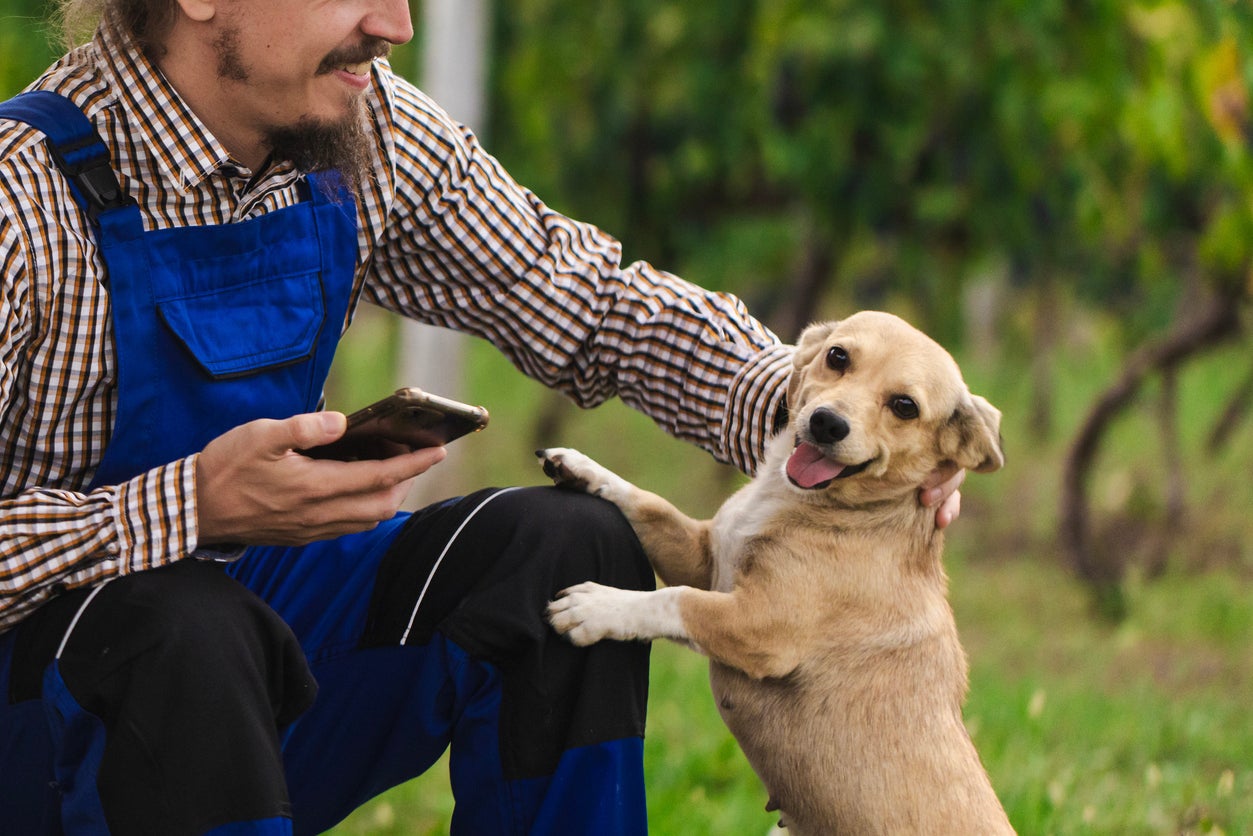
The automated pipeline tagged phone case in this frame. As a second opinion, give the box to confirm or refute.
[303,388,489,460]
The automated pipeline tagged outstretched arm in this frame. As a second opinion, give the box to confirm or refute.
[367,76,790,475]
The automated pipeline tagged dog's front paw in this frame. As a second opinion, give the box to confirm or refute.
[537,446,591,490]
[536,447,614,496]
[547,581,650,646]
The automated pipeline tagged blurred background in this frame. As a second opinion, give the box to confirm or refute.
[3,0,1251,832]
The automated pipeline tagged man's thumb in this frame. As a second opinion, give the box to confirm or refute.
[285,411,346,452]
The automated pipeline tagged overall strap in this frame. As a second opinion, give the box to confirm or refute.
[0,90,134,223]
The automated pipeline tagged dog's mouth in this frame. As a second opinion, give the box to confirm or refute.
[785,441,873,490]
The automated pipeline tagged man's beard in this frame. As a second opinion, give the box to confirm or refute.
[212,27,382,192]
[265,105,373,193]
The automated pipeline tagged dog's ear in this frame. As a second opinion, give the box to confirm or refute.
[793,321,837,370]
[788,321,838,406]
[940,393,1005,473]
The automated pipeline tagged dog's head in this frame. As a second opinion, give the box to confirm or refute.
[782,312,1003,501]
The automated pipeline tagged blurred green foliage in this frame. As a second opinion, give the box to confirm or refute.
[5,0,1248,346]
[0,0,59,93]
[488,0,1253,343]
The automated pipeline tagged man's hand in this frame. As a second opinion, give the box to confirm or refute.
[195,412,446,546]
[920,465,965,530]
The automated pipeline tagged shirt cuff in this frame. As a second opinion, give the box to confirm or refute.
[720,344,793,475]
[113,456,198,575]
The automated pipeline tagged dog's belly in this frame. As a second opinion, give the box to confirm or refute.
[710,641,1000,835]
[710,663,792,774]
[711,656,962,835]
[709,662,864,834]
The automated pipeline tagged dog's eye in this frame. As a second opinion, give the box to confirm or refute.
[826,346,850,372]
[889,396,920,420]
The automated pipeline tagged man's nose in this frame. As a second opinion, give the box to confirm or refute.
[362,0,414,45]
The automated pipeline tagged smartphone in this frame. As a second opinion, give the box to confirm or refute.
[302,387,490,461]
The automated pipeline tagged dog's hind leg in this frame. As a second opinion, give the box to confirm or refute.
[538,447,715,589]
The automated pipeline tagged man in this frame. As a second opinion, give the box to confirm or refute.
[0,0,964,833]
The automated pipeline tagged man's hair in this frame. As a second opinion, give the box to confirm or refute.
[56,0,177,52]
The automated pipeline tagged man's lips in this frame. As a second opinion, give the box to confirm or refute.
[785,441,872,490]
[330,65,373,92]
[319,57,376,75]
[322,59,376,84]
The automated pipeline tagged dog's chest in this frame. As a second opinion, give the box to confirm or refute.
[708,478,791,593]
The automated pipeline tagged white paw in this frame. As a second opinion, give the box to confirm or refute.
[546,581,650,646]
[536,447,623,500]
[547,583,686,647]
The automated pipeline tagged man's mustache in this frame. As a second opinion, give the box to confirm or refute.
[317,39,391,74]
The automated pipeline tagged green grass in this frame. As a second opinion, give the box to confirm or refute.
[325,307,1253,835]
[328,552,1253,835]
[952,555,1251,835]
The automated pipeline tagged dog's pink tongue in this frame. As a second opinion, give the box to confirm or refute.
[786,442,845,488]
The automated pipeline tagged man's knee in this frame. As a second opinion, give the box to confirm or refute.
[364,486,654,649]
[478,486,655,592]
[58,561,316,726]
[10,562,316,833]
[430,489,651,781]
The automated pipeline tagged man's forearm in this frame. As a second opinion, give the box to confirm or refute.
[0,458,197,631]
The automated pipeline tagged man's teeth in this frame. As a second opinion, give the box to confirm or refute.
[340,60,373,75]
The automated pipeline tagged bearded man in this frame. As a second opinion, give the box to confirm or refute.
[0,1,965,833]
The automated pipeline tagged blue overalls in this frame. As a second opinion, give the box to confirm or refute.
[0,92,652,835]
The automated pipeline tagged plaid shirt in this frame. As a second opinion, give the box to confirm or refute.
[0,20,791,632]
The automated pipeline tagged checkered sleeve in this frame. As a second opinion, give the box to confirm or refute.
[0,459,197,624]
[365,79,790,474]
[0,151,198,631]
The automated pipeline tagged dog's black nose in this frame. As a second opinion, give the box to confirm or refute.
[809,408,850,444]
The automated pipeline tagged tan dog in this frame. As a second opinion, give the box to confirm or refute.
[540,311,1013,834]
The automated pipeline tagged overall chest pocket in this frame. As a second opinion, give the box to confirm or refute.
[149,199,332,381]
[156,268,327,379]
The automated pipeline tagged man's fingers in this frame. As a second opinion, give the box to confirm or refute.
[309,445,447,494]
[196,418,445,546]
[921,466,966,508]
[918,465,965,529]
[935,490,962,530]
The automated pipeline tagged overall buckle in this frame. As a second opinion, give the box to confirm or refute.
[47,133,135,222]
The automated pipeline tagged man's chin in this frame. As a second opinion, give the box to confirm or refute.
[264,101,370,187]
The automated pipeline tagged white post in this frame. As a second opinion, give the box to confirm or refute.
[399,0,490,507]
[421,0,489,135]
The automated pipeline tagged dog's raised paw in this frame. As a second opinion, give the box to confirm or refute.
[536,447,613,495]
[537,447,584,489]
